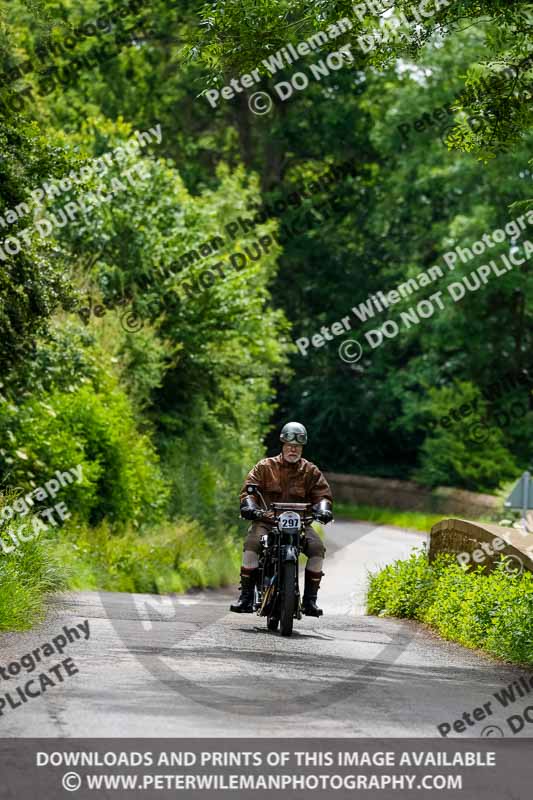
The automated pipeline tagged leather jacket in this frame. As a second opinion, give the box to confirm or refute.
[240,453,333,512]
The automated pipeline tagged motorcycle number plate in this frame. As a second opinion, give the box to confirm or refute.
[278,511,301,530]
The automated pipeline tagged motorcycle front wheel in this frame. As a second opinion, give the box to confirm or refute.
[280,561,296,636]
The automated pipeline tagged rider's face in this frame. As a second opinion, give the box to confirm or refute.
[282,443,303,463]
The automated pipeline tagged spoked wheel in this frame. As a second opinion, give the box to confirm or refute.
[280,561,296,636]
[267,616,279,631]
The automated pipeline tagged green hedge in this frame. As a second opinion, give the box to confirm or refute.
[0,377,169,529]
[367,550,533,665]
[55,519,241,595]
[1,514,241,631]
[0,523,65,631]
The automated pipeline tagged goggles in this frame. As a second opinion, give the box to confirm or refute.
[283,432,306,444]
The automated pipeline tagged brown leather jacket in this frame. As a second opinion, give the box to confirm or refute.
[240,453,333,511]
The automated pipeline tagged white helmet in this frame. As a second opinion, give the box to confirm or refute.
[280,421,307,445]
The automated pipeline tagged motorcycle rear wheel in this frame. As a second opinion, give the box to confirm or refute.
[280,561,296,636]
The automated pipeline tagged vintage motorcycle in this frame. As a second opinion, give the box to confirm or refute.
[244,484,317,636]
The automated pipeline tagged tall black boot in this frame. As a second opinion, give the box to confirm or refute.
[230,567,258,613]
[302,570,324,617]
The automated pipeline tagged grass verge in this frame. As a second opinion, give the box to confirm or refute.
[1,508,241,633]
[55,518,241,594]
[335,503,446,532]
[0,524,66,631]
[367,549,533,665]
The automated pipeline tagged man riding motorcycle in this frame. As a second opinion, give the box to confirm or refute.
[230,422,333,617]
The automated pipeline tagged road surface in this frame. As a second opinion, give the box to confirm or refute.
[1,520,532,737]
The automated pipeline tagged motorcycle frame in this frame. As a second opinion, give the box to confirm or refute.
[255,504,313,620]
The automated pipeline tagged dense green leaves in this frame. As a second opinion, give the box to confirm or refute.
[368,550,533,664]
[1,0,532,555]
[0,114,73,369]
[413,381,519,491]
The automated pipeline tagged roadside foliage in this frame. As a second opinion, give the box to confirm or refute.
[0,0,531,627]
[368,551,533,665]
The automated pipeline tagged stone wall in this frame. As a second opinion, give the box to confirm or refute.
[429,518,533,574]
[326,472,500,518]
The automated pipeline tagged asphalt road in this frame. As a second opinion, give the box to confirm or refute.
[1,520,532,738]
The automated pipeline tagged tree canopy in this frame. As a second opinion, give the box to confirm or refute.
[0,0,531,529]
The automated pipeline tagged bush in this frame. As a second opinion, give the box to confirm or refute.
[0,375,169,529]
[367,548,438,618]
[413,381,519,491]
[0,513,66,631]
[367,550,533,665]
[55,519,241,595]
[158,397,269,534]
